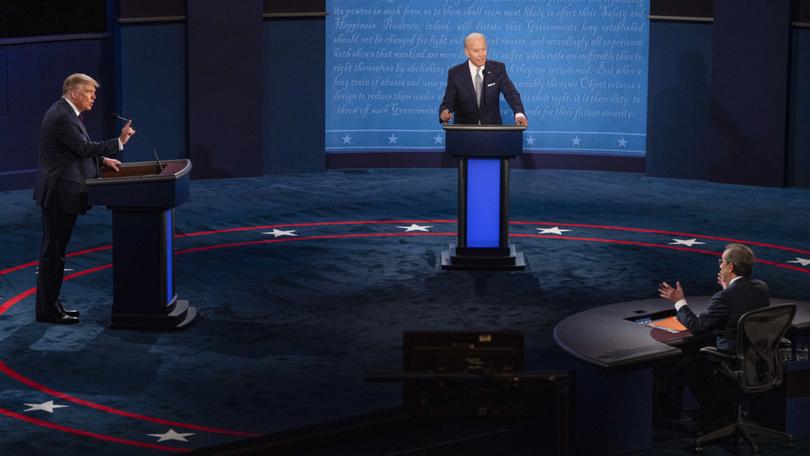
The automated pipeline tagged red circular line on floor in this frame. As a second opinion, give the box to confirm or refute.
[176,231,454,255]
[175,219,455,238]
[0,407,190,452]
[0,245,112,276]
[0,361,260,438]
[3,219,810,276]
[512,221,810,256]
[1,228,809,448]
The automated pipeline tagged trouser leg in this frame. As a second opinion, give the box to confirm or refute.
[35,203,77,316]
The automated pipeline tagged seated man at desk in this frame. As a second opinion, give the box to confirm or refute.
[657,243,770,421]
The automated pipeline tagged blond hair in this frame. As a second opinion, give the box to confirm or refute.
[62,73,99,96]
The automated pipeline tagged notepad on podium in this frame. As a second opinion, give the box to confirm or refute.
[647,316,687,333]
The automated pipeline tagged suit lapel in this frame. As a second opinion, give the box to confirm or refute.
[77,120,90,141]
[60,99,90,141]
[459,62,478,110]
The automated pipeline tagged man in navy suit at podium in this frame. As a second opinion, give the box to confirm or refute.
[33,73,135,324]
[439,32,528,126]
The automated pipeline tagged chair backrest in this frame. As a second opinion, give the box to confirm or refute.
[735,303,796,394]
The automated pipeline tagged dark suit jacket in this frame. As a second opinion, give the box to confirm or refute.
[439,59,525,125]
[33,99,119,214]
[677,277,770,352]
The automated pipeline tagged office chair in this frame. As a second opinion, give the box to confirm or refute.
[694,303,796,454]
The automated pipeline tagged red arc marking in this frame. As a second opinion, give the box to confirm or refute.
[0,407,190,452]
[1,219,809,450]
[0,361,260,438]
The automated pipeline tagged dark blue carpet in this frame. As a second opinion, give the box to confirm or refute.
[1,169,809,455]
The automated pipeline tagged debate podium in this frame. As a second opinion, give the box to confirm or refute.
[86,159,197,330]
[441,125,526,270]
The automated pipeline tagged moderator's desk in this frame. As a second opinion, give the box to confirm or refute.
[554,297,810,455]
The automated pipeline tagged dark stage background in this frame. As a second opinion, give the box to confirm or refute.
[2,1,810,189]
[2,0,810,454]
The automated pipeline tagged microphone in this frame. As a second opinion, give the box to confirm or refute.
[111,113,163,174]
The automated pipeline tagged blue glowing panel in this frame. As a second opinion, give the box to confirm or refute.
[166,209,173,304]
[466,159,501,248]
[325,0,649,156]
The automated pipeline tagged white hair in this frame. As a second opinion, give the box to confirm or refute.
[464,32,487,48]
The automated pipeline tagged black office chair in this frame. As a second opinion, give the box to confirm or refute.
[694,303,796,454]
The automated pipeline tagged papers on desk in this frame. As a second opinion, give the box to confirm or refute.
[646,316,687,333]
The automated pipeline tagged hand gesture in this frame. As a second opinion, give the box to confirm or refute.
[119,119,136,145]
[658,281,685,303]
[440,109,453,123]
[102,157,122,172]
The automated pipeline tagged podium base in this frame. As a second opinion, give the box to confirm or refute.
[441,244,526,271]
[110,299,197,330]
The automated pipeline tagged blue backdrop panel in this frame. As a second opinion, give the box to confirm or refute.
[119,23,187,162]
[263,18,326,174]
[466,159,501,248]
[325,0,649,157]
[0,49,7,119]
[789,28,810,188]
[187,0,264,179]
[0,38,113,191]
[645,20,712,180]
[709,1,790,187]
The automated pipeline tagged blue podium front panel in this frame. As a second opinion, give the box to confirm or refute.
[466,158,501,248]
[165,209,174,305]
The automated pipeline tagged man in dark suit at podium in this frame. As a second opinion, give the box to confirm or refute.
[33,73,135,324]
[439,32,528,126]
[658,243,770,421]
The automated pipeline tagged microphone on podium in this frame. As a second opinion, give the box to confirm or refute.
[111,113,163,173]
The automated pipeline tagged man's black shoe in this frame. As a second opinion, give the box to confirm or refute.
[55,301,80,317]
[36,313,79,324]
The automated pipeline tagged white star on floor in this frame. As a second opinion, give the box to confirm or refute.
[788,257,810,267]
[526,135,536,146]
[669,238,705,247]
[387,134,398,144]
[617,137,628,148]
[341,134,352,144]
[433,134,444,144]
[261,229,297,238]
[147,429,195,443]
[570,136,582,146]
[397,224,432,232]
[24,401,69,413]
[536,226,571,235]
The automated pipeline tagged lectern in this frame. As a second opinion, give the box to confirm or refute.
[441,125,526,270]
[86,159,197,330]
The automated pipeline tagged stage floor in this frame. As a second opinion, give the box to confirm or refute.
[1,169,809,454]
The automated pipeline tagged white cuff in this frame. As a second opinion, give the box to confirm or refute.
[674,299,687,311]
[118,138,123,150]
[515,113,526,119]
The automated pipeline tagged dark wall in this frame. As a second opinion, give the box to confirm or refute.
[118,23,186,163]
[708,1,791,187]
[645,21,712,180]
[0,37,114,192]
[789,28,810,187]
[263,19,325,174]
[187,0,264,179]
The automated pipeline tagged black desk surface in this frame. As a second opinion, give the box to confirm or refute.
[554,297,810,369]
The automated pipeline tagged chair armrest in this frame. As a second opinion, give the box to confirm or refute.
[700,346,737,362]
